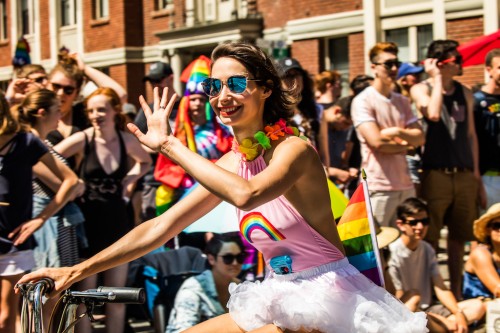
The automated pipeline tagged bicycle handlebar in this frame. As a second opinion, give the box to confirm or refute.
[68,286,145,304]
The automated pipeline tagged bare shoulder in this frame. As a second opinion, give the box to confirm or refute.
[470,245,492,263]
[274,135,315,158]
[411,81,430,96]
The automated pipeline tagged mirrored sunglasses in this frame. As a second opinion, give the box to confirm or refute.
[201,75,261,97]
[372,60,402,70]
[219,253,246,265]
[403,217,430,227]
[50,82,76,95]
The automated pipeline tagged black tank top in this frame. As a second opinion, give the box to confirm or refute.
[80,129,128,201]
[422,81,473,170]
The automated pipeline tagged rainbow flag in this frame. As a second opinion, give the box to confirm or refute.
[337,177,384,287]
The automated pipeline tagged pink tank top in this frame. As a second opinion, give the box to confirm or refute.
[237,155,344,272]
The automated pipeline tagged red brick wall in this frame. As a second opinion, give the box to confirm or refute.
[40,0,50,60]
[0,0,11,67]
[124,0,144,46]
[83,0,125,51]
[143,0,176,46]
[291,39,321,75]
[348,32,365,81]
[447,16,485,87]
[257,0,362,29]
[125,63,145,107]
[256,0,291,29]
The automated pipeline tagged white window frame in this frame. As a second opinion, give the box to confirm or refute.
[0,0,7,41]
[20,0,34,36]
[95,0,109,19]
[60,0,77,27]
[326,36,350,96]
[383,24,433,63]
[157,0,174,11]
[204,0,217,21]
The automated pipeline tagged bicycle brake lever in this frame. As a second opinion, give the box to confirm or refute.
[85,302,97,322]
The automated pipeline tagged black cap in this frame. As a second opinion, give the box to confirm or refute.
[143,62,173,82]
[277,57,303,74]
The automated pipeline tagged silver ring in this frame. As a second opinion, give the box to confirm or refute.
[159,105,166,110]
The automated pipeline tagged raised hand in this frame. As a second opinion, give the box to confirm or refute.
[127,87,177,153]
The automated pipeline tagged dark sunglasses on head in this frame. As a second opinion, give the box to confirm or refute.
[51,82,76,95]
[440,54,463,65]
[201,75,261,97]
[403,217,430,227]
[219,253,246,265]
[488,221,500,231]
[372,60,402,70]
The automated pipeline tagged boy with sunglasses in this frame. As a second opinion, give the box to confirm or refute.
[351,42,425,229]
[388,198,484,332]
[411,39,484,300]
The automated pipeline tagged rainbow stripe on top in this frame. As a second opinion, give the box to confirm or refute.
[240,212,286,243]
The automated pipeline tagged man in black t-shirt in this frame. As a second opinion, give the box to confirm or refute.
[134,62,179,222]
[474,48,500,210]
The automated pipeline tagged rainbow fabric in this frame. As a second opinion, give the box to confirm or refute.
[240,212,286,243]
[337,180,384,287]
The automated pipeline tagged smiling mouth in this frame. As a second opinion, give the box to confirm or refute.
[220,106,240,116]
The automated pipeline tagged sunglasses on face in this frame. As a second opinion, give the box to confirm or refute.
[488,221,500,231]
[372,60,402,70]
[218,253,246,265]
[201,75,261,97]
[440,55,463,66]
[31,76,47,84]
[403,217,430,227]
[50,82,76,95]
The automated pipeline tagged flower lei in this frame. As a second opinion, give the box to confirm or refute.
[234,118,301,161]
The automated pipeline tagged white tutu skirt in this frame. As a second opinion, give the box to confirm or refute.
[228,258,427,333]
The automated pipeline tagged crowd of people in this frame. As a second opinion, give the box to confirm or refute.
[0,37,497,333]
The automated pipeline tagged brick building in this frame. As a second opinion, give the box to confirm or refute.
[0,0,498,105]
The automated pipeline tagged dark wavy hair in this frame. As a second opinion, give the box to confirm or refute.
[426,40,459,61]
[205,233,244,257]
[210,42,294,124]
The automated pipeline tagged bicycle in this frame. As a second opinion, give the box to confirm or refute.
[17,278,145,333]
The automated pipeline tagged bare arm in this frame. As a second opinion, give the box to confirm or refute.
[16,182,222,295]
[432,274,468,330]
[53,130,87,160]
[411,59,444,122]
[379,122,425,148]
[121,131,152,197]
[356,122,409,154]
[72,53,128,103]
[467,246,500,296]
[9,153,79,245]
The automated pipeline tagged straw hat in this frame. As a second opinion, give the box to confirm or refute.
[473,203,500,243]
[376,224,400,249]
